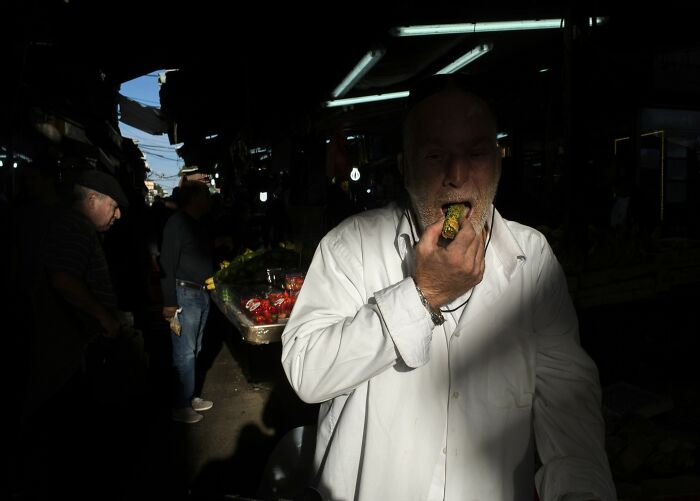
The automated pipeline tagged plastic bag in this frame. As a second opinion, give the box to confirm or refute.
[170,307,183,336]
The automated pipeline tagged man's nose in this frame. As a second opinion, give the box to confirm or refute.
[114,207,121,219]
[444,154,468,188]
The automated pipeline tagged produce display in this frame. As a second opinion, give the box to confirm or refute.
[240,288,300,325]
[215,245,300,287]
[212,244,305,326]
[283,272,305,295]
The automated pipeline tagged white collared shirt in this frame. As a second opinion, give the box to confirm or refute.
[282,203,616,501]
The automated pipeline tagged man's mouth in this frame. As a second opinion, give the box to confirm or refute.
[441,202,471,218]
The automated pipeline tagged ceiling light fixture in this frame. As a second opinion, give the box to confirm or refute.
[436,43,493,74]
[324,91,410,108]
[324,43,491,107]
[391,19,563,36]
[331,47,386,98]
[391,17,607,36]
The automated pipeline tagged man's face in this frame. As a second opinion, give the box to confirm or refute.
[87,192,121,231]
[193,188,212,216]
[402,89,501,234]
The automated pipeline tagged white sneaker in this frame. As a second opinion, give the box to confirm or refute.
[172,407,203,423]
[192,397,213,412]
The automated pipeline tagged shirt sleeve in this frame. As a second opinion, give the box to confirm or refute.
[159,215,182,306]
[281,231,434,404]
[532,239,617,501]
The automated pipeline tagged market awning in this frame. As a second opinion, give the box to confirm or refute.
[118,94,168,135]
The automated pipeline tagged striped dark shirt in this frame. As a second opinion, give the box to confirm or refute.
[44,208,118,313]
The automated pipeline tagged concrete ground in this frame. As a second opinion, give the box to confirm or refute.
[135,304,319,500]
[9,301,318,501]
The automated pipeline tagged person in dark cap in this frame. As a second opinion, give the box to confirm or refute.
[18,168,132,499]
[72,169,130,231]
[24,169,130,413]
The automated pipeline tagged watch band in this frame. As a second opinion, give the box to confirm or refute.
[414,282,445,326]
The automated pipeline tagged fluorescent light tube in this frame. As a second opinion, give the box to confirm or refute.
[324,91,410,108]
[332,48,386,98]
[391,18,563,36]
[324,43,492,107]
[435,43,493,74]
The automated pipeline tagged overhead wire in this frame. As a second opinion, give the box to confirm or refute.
[119,94,161,106]
[141,151,179,161]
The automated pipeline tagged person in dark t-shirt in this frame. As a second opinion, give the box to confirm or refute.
[160,181,215,424]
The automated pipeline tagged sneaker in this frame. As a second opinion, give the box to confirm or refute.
[192,397,213,412]
[172,407,203,423]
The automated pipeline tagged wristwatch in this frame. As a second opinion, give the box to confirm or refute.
[414,282,445,326]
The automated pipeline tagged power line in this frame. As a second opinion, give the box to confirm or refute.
[142,151,179,161]
[120,94,160,106]
[119,126,167,141]
[149,172,181,179]
[138,141,178,149]
[123,136,171,147]
[119,130,176,150]
[140,144,177,151]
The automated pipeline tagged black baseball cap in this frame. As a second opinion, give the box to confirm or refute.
[76,170,130,208]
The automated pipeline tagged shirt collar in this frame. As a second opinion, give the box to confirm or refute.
[488,206,527,279]
[395,204,418,261]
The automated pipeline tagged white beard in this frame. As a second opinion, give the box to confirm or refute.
[409,178,498,237]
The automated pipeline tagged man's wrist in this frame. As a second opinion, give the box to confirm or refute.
[414,281,445,326]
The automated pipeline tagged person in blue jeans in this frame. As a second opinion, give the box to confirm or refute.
[160,181,214,423]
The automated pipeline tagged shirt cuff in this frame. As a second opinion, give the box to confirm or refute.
[374,277,434,368]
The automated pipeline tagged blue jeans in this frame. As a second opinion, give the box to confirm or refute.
[171,285,210,409]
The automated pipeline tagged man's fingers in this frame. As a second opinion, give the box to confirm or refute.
[426,218,445,238]
[417,219,445,249]
[472,231,486,271]
[452,217,477,248]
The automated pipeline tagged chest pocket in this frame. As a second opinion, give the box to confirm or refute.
[486,328,534,409]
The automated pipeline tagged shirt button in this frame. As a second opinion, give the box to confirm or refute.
[442,447,447,454]
[452,391,459,399]
[454,331,461,337]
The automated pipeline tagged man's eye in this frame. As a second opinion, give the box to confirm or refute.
[425,152,444,161]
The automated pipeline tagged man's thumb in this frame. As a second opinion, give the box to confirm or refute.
[422,218,444,243]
